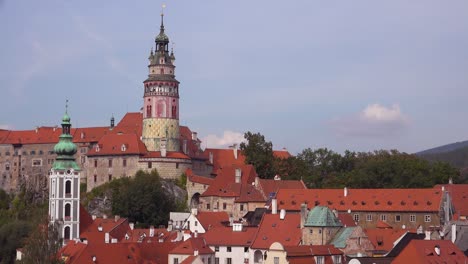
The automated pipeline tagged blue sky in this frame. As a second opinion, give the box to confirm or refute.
[1,0,468,154]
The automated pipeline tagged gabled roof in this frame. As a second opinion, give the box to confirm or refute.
[392,239,467,264]
[257,178,306,200]
[79,217,130,244]
[186,169,214,185]
[73,127,112,143]
[276,188,443,212]
[3,127,62,144]
[364,228,407,252]
[179,126,204,159]
[330,227,357,249]
[236,184,265,203]
[114,112,143,136]
[201,164,258,198]
[251,213,302,249]
[196,211,229,230]
[337,212,357,227]
[273,149,292,159]
[204,226,257,246]
[87,134,147,156]
[304,206,342,227]
[435,184,468,218]
[0,130,11,144]
[170,237,213,255]
[203,148,245,172]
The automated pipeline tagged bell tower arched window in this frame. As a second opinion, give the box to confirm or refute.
[147,105,152,118]
[64,226,71,240]
[64,203,71,220]
[65,180,71,197]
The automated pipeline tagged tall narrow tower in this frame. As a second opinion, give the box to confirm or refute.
[142,12,180,152]
[49,106,81,243]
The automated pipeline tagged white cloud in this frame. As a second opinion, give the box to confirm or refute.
[330,103,410,137]
[202,130,245,148]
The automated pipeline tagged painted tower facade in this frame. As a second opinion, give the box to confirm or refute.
[142,13,180,152]
[49,109,81,243]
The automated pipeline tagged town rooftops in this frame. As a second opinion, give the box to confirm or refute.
[276,188,443,212]
[435,184,468,219]
[392,239,467,263]
[251,213,302,249]
[170,237,213,255]
[186,168,214,185]
[196,211,229,230]
[204,226,257,246]
[256,177,306,200]
[86,134,147,156]
[304,206,343,227]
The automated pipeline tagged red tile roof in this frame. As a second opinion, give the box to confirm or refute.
[180,255,197,264]
[257,178,306,199]
[337,213,357,227]
[201,164,258,198]
[3,127,62,144]
[186,169,214,185]
[285,244,344,256]
[79,217,130,244]
[204,226,257,246]
[142,151,191,160]
[87,134,147,156]
[73,127,112,143]
[435,184,468,218]
[276,188,443,212]
[79,204,94,233]
[179,126,204,159]
[273,150,292,159]
[114,112,143,136]
[392,239,467,264]
[204,148,246,172]
[170,237,214,255]
[196,211,229,230]
[364,228,407,252]
[251,213,302,249]
[0,130,10,144]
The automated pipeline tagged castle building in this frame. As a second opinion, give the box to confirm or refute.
[49,108,81,243]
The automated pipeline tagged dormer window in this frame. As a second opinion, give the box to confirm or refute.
[81,132,85,139]
[95,145,100,152]
[121,144,127,152]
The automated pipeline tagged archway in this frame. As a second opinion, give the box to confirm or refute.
[190,193,200,209]
[254,250,263,264]
[64,226,71,241]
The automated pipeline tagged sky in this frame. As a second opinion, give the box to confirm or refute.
[1,0,468,154]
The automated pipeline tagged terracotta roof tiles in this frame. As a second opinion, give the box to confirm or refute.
[392,239,467,264]
[87,134,147,156]
[251,213,302,249]
[204,226,257,246]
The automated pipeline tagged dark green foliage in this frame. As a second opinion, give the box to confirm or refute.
[240,132,275,179]
[0,221,32,264]
[175,173,187,190]
[111,170,178,227]
[418,145,468,182]
[17,219,63,264]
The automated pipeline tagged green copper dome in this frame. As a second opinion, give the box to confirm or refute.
[304,206,343,227]
[156,32,169,42]
[52,107,80,171]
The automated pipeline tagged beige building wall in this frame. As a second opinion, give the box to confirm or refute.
[265,242,288,264]
[138,158,191,180]
[350,211,440,229]
[199,196,236,217]
[86,155,140,191]
[302,226,341,245]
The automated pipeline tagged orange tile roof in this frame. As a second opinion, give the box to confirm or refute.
[236,184,266,203]
[392,239,467,264]
[276,188,443,212]
[435,184,468,218]
[114,112,143,136]
[201,164,258,198]
[257,178,306,199]
[80,217,130,244]
[196,211,229,230]
[251,213,302,249]
[285,244,344,256]
[79,204,93,233]
[170,237,214,255]
[142,151,191,160]
[180,255,197,264]
[186,168,214,185]
[0,130,10,143]
[273,149,292,159]
[204,148,246,172]
[179,126,205,159]
[337,213,357,227]
[3,127,62,144]
[204,226,257,246]
[73,127,112,143]
[87,134,147,156]
[364,228,407,252]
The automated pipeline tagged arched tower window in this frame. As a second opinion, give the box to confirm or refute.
[64,203,71,220]
[65,180,71,197]
[160,68,164,74]
[172,105,177,118]
[146,105,152,118]
[64,226,71,240]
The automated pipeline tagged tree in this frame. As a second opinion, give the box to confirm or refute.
[18,218,63,264]
[240,132,275,179]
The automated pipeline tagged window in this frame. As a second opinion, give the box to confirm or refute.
[94,175,97,183]
[333,255,342,264]
[108,174,112,181]
[240,204,244,211]
[207,258,211,264]
[318,229,322,234]
[244,259,249,264]
[316,256,324,264]
[148,162,152,169]
[32,159,42,167]
[81,156,86,164]
[425,215,431,222]
[206,203,211,210]
[94,160,98,167]
[214,258,219,264]
[215,246,219,252]
[244,247,249,253]
[410,215,416,222]
[274,257,279,264]
[195,221,198,227]
[5,163,10,171]
[64,203,71,220]
[309,229,313,234]
[173,258,179,264]
[395,215,401,222]
[123,159,127,167]
[108,159,112,167]
[227,246,232,252]
[64,226,71,240]
[380,214,387,221]
[39,150,43,155]
[176,163,179,169]
[366,214,372,221]
[223,203,227,210]
[226,258,232,264]
[353,214,359,222]
[30,150,36,155]
[65,180,71,197]
[5,151,10,156]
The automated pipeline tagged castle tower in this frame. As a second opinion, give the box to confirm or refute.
[49,105,81,243]
[142,11,180,152]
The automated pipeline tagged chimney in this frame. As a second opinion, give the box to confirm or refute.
[103,214,107,219]
[300,204,308,228]
[92,256,97,262]
[149,226,155,237]
[183,140,188,154]
[272,199,278,215]
[344,187,348,197]
[449,177,453,184]
[424,230,431,240]
[192,132,198,141]
[233,222,243,232]
[451,224,457,243]
[235,168,242,183]
[434,245,441,256]
[92,215,97,221]
[194,249,199,256]
[161,138,167,157]
[191,208,198,216]
[105,232,110,243]
[129,223,135,230]
[209,152,213,164]
[114,215,120,222]
[280,209,286,220]
[97,224,103,232]
[194,231,198,238]
[110,115,115,129]
[232,144,238,159]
